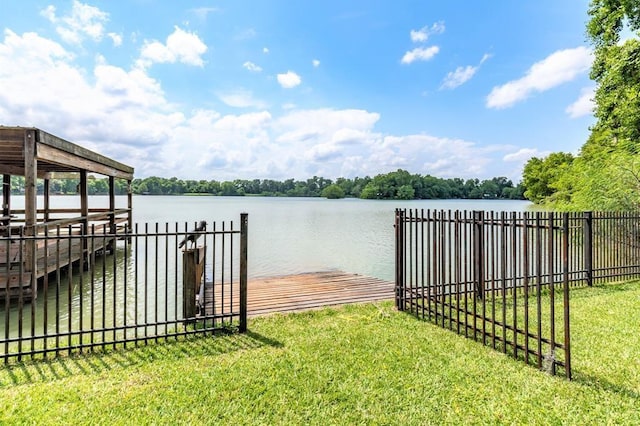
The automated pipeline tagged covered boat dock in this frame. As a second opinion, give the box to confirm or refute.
[0,126,134,299]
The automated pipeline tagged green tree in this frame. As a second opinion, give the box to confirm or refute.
[396,184,415,200]
[522,153,574,204]
[321,184,345,199]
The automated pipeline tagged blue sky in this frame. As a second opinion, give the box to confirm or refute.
[0,0,597,182]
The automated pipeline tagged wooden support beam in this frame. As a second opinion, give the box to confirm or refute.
[37,143,133,180]
[44,178,50,222]
[24,129,38,298]
[108,176,115,251]
[2,174,10,219]
[37,129,133,178]
[80,169,89,269]
[127,179,133,233]
[24,130,37,230]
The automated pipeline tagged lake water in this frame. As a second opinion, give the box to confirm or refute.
[14,195,532,281]
[3,195,532,341]
[132,196,531,281]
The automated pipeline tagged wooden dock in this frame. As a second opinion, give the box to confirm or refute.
[201,271,395,317]
[0,228,121,299]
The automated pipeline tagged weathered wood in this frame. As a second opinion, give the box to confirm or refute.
[183,247,206,319]
[0,229,116,299]
[23,130,38,301]
[43,178,50,222]
[0,165,54,179]
[127,180,133,232]
[202,271,394,317]
[2,174,9,220]
[0,127,133,179]
[37,129,133,178]
[36,143,132,180]
[23,130,37,230]
[80,170,89,270]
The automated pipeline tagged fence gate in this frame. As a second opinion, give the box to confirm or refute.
[0,214,248,363]
[395,209,572,378]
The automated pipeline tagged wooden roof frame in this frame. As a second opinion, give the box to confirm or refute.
[0,126,134,232]
[0,126,134,180]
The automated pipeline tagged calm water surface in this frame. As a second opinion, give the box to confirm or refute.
[133,196,532,281]
[14,195,532,281]
[4,196,532,337]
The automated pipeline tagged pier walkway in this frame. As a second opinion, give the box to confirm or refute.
[202,271,395,317]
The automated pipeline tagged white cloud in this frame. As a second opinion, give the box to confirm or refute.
[401,46,439,64]
[441,65,477,89]
[40,5,56,22]
[502,148,552,179]
[486,46,593,109]
[0,28,525,182]
[41,0,109,45]
[190,7,219,20]
[410,21,445,43]
[218,89,267,109]
[503,148,550,163]
[441,53,491,89]
[243,61,262,72]
[0,29,182,172]
[107,32,122,47]
[566,86,595,118]
[263,47,269,54]
[138,26,207,68]
[277,71,301,88]
[312,59,320,67]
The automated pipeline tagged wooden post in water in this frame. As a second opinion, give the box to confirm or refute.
[24,130,38,300]
[108,176,116,252]
[127,180,133,241]
[79,170,89,270]
[182,246,206,320]
[43,178,50,223]
[2,174,10,220]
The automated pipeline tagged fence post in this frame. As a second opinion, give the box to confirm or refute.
[239,213,248,333]
[395,209,405,311]
[473,211,485,300]
[562,213,572,379]
[583,211,593,286]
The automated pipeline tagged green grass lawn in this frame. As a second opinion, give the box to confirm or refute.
[1,281,639,425]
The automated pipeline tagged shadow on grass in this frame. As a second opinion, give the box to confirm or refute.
[399,285,640,401]
[0,329,282,387]
[568,280,640,299]
[572,372,640,400]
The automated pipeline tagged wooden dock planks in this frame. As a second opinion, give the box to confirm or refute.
[201,271,395,317]
[0,231,116,299]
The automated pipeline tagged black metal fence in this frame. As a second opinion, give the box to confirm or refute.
[0,214,248,363]
[395,209,640,380]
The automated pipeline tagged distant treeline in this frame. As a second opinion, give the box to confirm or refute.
[132,170,523,199]
[6,170,524,200]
